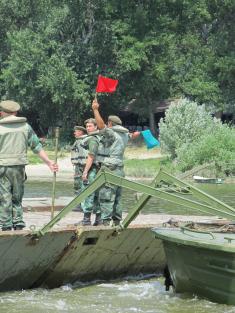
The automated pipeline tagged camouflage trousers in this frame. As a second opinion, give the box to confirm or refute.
[98,166,125,222]
[73,165,84,195]
[0,165,26,229]
[74,165,100,214]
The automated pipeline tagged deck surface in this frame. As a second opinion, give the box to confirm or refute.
[22,196,222,230]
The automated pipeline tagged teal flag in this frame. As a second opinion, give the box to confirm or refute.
[141,130,160,149]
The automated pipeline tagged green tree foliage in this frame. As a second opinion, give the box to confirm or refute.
[0,29,89,128]
[0,0,234,135]
[0,2,90,132]
[176,124,235,175]
[159,98,220,158]
[209,0,235,109]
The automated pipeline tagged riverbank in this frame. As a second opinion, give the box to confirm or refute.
[26,154,235,183]
[26,156,74,181]
[26,146,163,181]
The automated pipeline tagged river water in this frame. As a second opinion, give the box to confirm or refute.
[1,276,235,313]
[24,180,234,214]
[4,181,234,312]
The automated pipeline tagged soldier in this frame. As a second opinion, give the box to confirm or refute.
[0,100,58,231]
[71,125,87,197]
[92,99,139,226]
[75,118,101,226]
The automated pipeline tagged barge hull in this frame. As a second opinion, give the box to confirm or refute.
[154,227,235,305]
[0,225,165,291]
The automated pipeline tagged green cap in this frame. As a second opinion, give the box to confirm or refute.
[108,115,122,125]
[0,100,21,113]
[74,125,87,133]
[84,118,97,126]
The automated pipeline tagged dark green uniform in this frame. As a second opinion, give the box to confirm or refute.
[97,126,129,224]
[71,133,100,214]
[0,115,42,230]
[81,134,100,214]
[71,135,87,195]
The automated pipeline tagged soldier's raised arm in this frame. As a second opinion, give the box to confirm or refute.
[92,99,106,129]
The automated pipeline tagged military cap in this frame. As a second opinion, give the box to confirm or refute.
[108,115,122,125]
[0,100,21,113]
[84,118,97,126]
[74,125,87,133]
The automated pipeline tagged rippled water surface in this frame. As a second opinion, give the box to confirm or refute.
[21,181,235,312]
[25,180,235,215]
[1,277,235,313]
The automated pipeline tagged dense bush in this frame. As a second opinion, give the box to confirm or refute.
[176,124,235,175]
[159,98,221,158]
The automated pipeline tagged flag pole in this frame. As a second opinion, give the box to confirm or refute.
[51,126,59,220]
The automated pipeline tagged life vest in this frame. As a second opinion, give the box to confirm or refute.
[71,135,88,165]
[97,126,129,167]
[0,115,28,166]
[71,133,99,165]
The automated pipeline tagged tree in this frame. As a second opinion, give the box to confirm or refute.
[99,0,226,133]
[0,0,234,136]
[159,98,221,158]
[208,0,235,110]
[0,2,92,134]
[0,28,89,131]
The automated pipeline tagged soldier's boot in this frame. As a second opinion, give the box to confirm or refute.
[102,219,111,226]
[14,225,25,230]
[93,213,102,226]
[72,204,83,212]
[75,213,91,226]
[112,219,121,226]
[2,226,12,231]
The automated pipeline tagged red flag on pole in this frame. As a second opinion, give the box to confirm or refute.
[96,75,119,93]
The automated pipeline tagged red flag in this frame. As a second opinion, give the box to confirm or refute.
[96,75,119,93]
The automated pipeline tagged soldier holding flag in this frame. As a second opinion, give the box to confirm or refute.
[92,99,139,225]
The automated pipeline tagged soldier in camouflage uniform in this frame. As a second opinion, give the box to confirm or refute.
[71,126,87,197]
[74,118,101,226]
[0,100,58,231]
[92,100,131,226]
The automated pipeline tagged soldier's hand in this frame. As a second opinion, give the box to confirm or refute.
[92,99,99,110]
[131,131,141,139]
[48,161,58,172]
[82,170,88,181]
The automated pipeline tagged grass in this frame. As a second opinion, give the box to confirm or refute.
[124,145,170,177]
[124,158,164,178]
[124,145,162,159]
[28,149,69,164]
[27,143,171,178]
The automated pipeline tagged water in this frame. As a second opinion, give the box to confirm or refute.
[1,277,235,313]
[24,181,75,198]
[21,181,235,312]
[25,181,235,215]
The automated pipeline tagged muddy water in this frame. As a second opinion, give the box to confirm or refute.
[24,181,235,215]
[17,181,235,312]
[1,276,235,313]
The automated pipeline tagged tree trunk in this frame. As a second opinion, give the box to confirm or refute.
[214,110,223,119]
[148,103,157,136]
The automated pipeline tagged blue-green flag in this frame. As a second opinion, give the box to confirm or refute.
[141,129,160,149]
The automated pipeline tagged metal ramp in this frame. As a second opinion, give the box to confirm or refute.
[36,168,235,237]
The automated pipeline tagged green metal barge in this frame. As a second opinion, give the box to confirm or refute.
[2,167,232,299]
[0,224,165,291]
[1,168,176,292]
[151,170,235,305]
[153,223,235,305]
